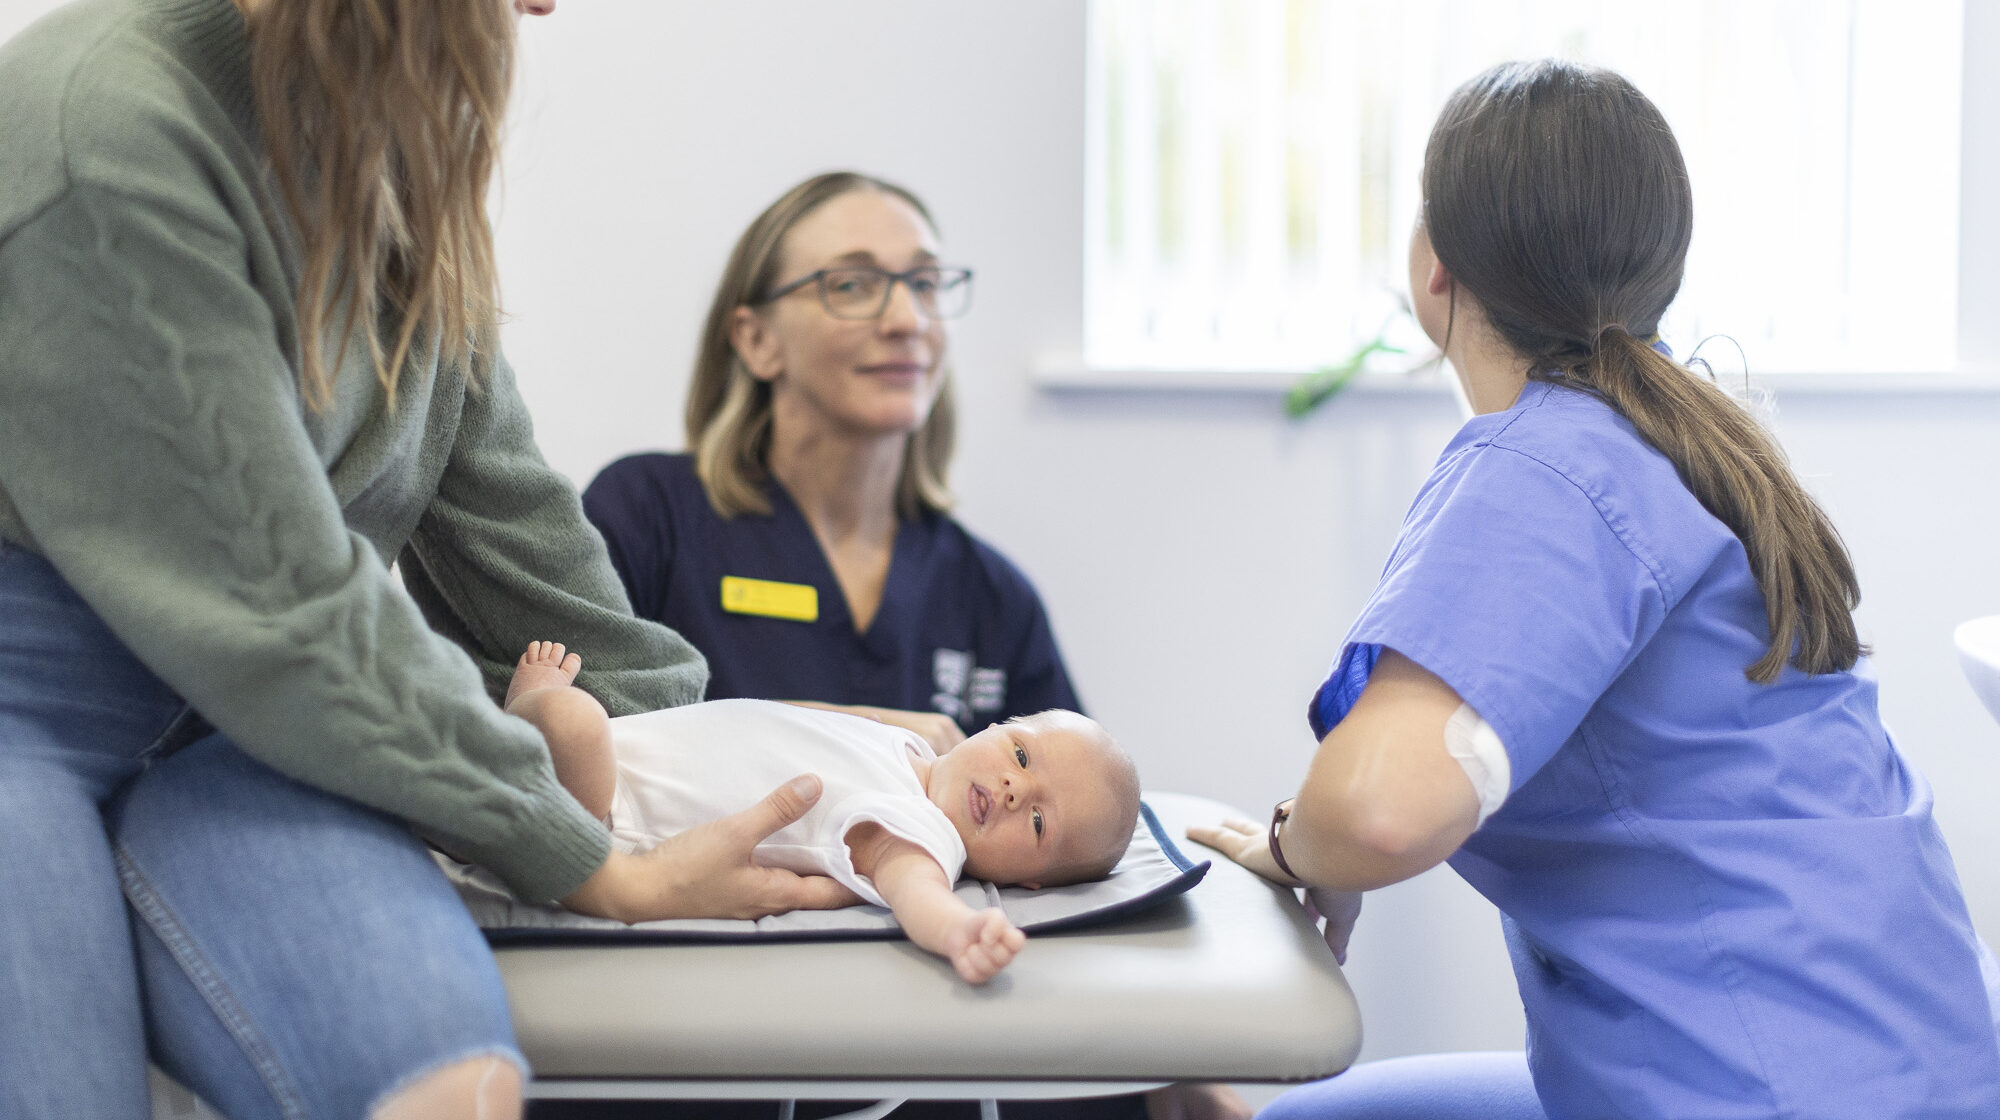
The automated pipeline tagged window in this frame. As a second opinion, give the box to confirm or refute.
[1084,0,1965,377]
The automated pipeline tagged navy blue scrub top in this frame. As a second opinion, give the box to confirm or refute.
[583,453,1081,727]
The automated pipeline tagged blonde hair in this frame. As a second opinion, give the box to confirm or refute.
[686,172,956,520]
[247,0,514,410]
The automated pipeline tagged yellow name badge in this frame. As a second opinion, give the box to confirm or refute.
[719,576,819,623]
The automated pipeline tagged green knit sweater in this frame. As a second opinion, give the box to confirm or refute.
[0,0,706,903]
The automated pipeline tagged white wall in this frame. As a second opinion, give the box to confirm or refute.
[491,1,2000,1069]
[8,0,1995,1076]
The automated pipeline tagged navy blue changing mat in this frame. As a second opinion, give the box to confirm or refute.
[450,801,1210,946]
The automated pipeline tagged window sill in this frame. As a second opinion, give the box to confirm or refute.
[1032,360,2000,397]
[1032,360,1452,395]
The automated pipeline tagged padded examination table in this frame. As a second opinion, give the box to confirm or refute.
[491,792,1361,1103]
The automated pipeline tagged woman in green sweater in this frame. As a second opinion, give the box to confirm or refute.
[0,1,855,1117]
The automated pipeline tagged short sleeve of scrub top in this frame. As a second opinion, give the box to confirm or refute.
[1310,438,1668,792]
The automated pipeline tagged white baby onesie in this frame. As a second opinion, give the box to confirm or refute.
[606,699,967,908]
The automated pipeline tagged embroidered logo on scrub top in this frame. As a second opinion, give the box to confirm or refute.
[932,648,1005,722]
[720,576,819,622]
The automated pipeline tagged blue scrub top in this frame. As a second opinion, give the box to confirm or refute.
[1312,379,2000,1118]
[583,453,1080,727]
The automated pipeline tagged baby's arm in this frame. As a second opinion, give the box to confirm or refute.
[845,822,1025,985]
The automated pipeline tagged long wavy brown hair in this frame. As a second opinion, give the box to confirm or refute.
[686,171,956,521]
[1423,60,1862,682]
[245,0,514,409]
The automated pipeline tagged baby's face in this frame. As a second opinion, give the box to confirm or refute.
[925,711,1129,888]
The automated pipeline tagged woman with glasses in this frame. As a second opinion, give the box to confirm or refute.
[582,172,1247,1120]
[584,171,1080,756]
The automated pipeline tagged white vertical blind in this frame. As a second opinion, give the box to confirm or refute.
[1086,0,1963,375]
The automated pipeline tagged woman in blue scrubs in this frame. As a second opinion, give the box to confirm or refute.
[1191,60,2000,1119]
[582,174,1244,1120]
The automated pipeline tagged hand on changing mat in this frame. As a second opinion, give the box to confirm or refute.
[945,906,1026,985]
[1185,816,1301,888]
[1187,817,1362,965]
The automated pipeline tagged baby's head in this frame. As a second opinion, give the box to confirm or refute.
[925,710,1141,889]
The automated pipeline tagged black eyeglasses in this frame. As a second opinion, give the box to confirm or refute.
[759,265,975,320]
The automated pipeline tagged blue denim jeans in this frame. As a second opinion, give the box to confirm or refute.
[0,543,523,1119]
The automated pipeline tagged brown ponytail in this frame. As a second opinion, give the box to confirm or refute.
[1424,61,1862,682]
[1565,330,1861,681]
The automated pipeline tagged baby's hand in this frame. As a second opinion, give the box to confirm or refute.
[946,907,1025,985]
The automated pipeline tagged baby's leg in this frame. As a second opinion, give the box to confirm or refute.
[504,643,616,822]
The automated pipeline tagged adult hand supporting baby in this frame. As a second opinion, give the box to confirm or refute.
[561,774,862,922]
[787,701,967,755]
[862,707,967,754]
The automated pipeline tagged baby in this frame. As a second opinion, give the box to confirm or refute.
[505,642,1142,984]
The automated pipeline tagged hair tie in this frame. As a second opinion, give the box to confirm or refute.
[1591,323,1634,350]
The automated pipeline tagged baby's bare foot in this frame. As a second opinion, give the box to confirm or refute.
[506,641,582,709]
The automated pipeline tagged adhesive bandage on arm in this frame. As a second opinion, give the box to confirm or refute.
[1444,702,1511,827]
